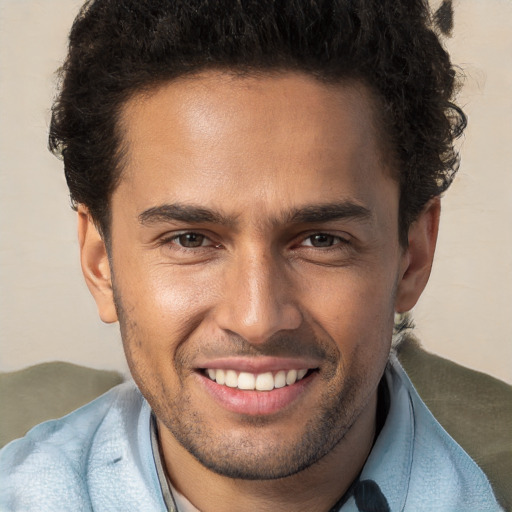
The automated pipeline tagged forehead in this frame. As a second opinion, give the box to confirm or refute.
[115,71,395,223]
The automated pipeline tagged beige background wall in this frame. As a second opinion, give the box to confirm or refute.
[0,0,511,384]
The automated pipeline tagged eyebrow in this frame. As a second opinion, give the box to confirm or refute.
[138,203,236,226]
[286,203,373,225]
[138,201,372,227]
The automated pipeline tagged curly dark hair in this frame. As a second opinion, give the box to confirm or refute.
[49,0,466,245]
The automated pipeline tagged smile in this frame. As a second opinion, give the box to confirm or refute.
[204,368,309,391]
[197,364,319,415]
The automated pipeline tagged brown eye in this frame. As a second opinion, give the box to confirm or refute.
[177,233,205,247]
[308,234,336,247]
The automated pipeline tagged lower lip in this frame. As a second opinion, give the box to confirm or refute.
[197,371,316,416]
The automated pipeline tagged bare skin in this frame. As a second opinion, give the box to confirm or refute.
[79,71,439,511]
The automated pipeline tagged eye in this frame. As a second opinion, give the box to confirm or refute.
[177,233,203,247]
[301,233,348,248]
[155,231,222,264]
[173,232,210,248]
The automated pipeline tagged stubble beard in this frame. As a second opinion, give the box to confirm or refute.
[113,287,382,481]
[147,330,371,481]
[116,296,388,480]
[157,371,366,480]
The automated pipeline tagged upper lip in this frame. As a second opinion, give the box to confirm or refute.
[195,356,320,373]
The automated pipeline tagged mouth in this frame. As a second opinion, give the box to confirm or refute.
[202,368,313,391]
[195,363,319,416]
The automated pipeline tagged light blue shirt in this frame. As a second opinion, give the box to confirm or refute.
[0,356,502,511]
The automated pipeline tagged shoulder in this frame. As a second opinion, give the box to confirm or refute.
[0,381,146,510]
[396,336,512,510]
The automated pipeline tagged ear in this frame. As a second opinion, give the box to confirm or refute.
[395,198,441,313]
[77,205,118,323]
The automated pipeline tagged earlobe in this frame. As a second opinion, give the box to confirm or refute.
[77,205,118,323]
[395,198,441,313]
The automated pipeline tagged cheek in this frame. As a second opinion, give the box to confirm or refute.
[115,258,221,351]
[300,267,397,356]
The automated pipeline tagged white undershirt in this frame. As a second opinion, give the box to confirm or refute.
[168,480,201,512]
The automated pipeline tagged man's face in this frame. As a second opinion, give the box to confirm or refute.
[105,72,409,479]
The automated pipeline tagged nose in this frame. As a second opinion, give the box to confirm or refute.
[214,247,303,344]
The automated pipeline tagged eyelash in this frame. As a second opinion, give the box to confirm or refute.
[159,231,351,251]
[160,232,218,250]
[298,233,351,249]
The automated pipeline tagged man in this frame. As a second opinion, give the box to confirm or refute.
[0,0,506,510]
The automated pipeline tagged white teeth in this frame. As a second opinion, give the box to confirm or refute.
[225,370,238,388]
[215,369,226,385]
[255,372,274,391]
[206,368,309,391]
[286,369,298,385]
[274,370,286,389]
[237,372,256,390]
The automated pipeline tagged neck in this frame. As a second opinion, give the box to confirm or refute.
[158,390,378,512]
